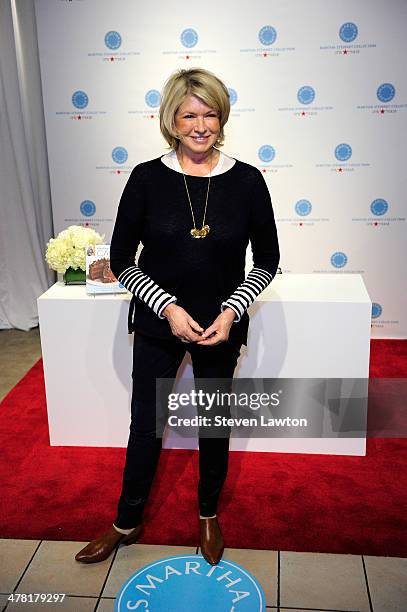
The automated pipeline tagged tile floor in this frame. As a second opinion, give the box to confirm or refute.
[0,328,42,402]
[1,328,406,611]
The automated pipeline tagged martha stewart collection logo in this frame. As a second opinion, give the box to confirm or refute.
[128,89,162,120]
[357,82,407,115]
[277,199,330,228]
[227,87,256,116]
[95,147,132,176]
[115,555,266,611]
[320,21,376,55]
[162,28,217,61]
[240,24,296,58]
[278,85,334,116]
[313,251,365,274]
[370,302,399,330]
[257,145,293,174]
[352,199,406,227]
[55,90,108,121]
[95,146,133,175]
[63,200,113,230]
[315,142,370,172]
[87,30,141,62]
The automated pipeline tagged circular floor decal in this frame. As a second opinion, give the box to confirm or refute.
[115,554,266,611]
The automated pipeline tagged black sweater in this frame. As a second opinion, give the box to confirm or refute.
[110,155,280,346]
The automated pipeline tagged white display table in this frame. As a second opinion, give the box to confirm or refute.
[37,274,371,455]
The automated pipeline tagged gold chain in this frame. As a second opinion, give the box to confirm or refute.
[179,149,213,238]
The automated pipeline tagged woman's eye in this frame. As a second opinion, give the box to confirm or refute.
[182,114,217,118]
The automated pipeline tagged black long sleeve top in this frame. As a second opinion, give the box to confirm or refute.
[110,155,280,347]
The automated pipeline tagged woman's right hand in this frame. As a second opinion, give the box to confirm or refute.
[162,303,204,343]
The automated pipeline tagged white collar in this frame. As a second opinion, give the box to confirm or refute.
[161,149,234,177]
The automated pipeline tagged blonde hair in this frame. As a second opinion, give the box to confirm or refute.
[159,68,230,150]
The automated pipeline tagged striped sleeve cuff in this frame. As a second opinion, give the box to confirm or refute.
[118,266,177,319]
[220,267,273,322]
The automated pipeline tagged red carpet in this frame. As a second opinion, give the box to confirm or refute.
[1,339,407,556]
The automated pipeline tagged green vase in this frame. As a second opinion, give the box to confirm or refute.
[63,267,86,285]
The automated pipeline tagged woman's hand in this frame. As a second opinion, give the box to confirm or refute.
[162,303,205,343]
[196,308,236,346]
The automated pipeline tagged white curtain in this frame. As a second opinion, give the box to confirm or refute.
[0,0,54,331]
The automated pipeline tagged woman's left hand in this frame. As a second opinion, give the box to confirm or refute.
[196,308,236,346]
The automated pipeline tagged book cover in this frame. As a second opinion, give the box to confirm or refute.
[86,244,127,294]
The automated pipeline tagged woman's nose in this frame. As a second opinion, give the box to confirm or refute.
[194,116,206,132]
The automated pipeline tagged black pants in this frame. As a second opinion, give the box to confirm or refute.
[114,333,241,529]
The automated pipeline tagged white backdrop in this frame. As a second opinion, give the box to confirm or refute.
[34,0,407,338]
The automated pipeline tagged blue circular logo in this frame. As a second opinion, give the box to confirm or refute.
[114,555,266,611]
[104,30,122,50]
[145,89,161,108]
[377,83,395,103]
[297,86,315,105]
[258,145,275,163]
[330,251,348,268]
[370,198,389,216]
[335,143,352,161]
[371,303,382,319]
[339,22,358,42]
[72,90,88,109]
[180,28,198,48]
[112,147,128,164]
[80,200,96,217]
[295,199,312,216]
[228,88,238,106]
[258,25,277,46]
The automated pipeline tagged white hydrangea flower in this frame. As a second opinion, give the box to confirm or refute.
[45,225,105,273]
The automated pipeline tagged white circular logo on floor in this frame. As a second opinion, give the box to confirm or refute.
[115,554,266,611]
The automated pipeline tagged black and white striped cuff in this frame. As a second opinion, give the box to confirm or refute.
[118,266,177,319]
[220,267,273,322]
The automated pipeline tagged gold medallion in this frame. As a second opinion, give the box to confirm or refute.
[190,225,210,239]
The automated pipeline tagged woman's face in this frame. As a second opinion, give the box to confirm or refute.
[174,94,220,156]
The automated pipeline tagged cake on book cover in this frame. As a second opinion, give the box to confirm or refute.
[86,244,127,294]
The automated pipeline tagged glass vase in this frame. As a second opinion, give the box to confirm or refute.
[63,267,86,285]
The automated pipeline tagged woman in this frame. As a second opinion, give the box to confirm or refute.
[75,67,280,566]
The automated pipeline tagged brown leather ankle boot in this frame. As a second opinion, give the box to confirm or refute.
[74,524,142,564]
[199,517,224,565]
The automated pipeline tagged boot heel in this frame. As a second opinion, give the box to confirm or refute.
[122,525,142,545]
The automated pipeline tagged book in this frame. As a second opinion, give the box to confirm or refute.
[85,244,127,294]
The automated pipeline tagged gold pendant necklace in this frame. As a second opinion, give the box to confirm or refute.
[179,149,213,239]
